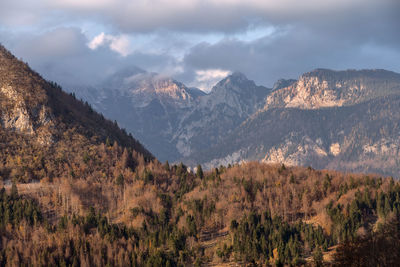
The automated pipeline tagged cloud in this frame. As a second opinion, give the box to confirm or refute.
[1,0,399,93]
[182,23,400,87]
[0,0,45,26]
[15,27,87,59]
[2,0,397,38]
[194,69,231,92]
[88,32,131,56]
[45,0,368,33]
[54,0,114,10]
[0,27,179,89]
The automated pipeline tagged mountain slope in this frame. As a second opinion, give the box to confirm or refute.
[0,44,152,182]
[72,70,203,161]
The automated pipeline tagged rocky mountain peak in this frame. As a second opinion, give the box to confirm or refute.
[213,71,255,93]
[228,71,248,81]
[119,73,197,108]
[208,72,267,102]
[264,68,400,110]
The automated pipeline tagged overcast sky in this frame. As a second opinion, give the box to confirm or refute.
[0,0,399,91]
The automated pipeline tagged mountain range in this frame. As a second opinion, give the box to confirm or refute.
[71,69,269,162]
[69,65,400,177]
[187,69,400,176]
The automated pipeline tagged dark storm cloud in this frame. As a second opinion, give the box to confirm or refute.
[45,0,398,36]
[182,25,400,87]
[180,0,400,87]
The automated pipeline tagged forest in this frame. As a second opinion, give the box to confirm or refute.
[1,134,400,266]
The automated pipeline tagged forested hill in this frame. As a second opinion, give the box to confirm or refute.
[1,161,400,266]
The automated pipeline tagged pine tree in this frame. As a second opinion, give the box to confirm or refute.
[164,161,170,172]
[121,148,129,169]
[312,246,323,267]
[11,180,18,199]
[196,165,204,179]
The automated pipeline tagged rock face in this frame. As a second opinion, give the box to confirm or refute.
[0,48,55,145]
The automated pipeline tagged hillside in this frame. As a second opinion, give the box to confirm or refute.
[0,45,153,156]
[2,158,400,266]
[0,44,153,183]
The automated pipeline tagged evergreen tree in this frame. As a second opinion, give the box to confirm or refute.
[313,247,323,267]
[196,165,204,179]
[164,161,170,172]
[11,180,18,199]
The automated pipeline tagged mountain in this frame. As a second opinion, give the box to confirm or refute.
[0,44,152,182]
[72,70,269,161]
[185,69,400,177]
[71,69,203,162]
[173,72,270,157]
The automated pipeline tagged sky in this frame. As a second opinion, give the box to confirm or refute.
[0,0,399,92]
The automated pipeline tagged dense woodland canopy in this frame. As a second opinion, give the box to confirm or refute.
[1,44,400,266]
[1,141,400,266]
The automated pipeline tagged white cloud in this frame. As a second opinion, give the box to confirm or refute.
[87,32,106,49]
[194,69,231,92]
[88,32,131,56]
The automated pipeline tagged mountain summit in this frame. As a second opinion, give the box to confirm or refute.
[172,72,270,157]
